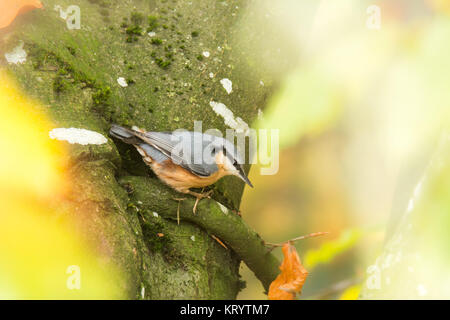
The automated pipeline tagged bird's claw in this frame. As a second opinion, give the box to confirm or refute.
[201,189,213,199]
[191,190,213,214]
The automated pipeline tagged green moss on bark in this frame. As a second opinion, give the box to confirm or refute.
[2,0,274,299]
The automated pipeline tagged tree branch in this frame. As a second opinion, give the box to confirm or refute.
[120,175,281,292]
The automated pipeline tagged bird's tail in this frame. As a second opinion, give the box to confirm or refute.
[109,124,142,144]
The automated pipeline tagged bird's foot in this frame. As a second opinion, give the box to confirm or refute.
[188,189,213,214]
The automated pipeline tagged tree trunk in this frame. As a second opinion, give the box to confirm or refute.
[2,0,278,299]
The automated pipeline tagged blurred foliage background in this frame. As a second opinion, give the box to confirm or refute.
[237,0,450,299]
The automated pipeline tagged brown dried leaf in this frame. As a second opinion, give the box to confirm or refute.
[268,242,308,300]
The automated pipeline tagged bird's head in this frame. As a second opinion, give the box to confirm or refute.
[210,138,253,188]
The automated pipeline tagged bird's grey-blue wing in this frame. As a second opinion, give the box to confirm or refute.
[138,143,169,163]
[140,131,219,177]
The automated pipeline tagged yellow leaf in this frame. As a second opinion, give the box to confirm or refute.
[0,71,125,299]
[339,284,361,300]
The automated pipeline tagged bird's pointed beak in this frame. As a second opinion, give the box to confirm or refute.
[237,168,253,188]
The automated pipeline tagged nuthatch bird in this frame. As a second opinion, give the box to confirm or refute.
[110,124,253,212]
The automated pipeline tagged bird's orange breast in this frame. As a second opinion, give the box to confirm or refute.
[135,145,229,192]
[150,159,227,192]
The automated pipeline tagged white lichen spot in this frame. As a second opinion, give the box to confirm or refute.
[148,31,156,37]
[217,202,228,214]
[5,41,27,64]
[49,128,108,145]
[152,212,159,218]
[259,80,265,86]
[137,201,143,205]
[220,78,233,94]
[209,101,250,135]
[202,51,210,58]
[190,235,195,242]
[209,72,214,78]
[141,286,145,299]
[117,77,128,87]
[417,284,428,297]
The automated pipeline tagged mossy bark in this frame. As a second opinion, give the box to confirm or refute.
[1,0,276,299]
